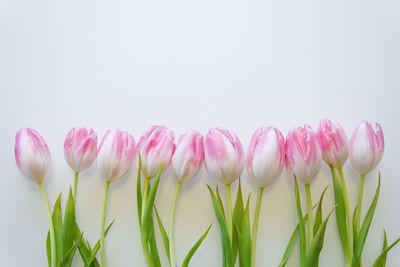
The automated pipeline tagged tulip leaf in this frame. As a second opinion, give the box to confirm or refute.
[239,196,252,267]
[46,231,51,267]
[232,180,245,264]
[141,170,161,236]
[353,175,381,267]
[154,206,170,261]
[148,211,162,267]
[313,186,328,235]
[137,154,142,226]
[373,234,400,267]
[182,224,213,267]
[329,166,350,259]
[85,219,115,266]
[305,206,334,267]
[63,188,77,266]
[207,185,232,267]
[293,176,307,267]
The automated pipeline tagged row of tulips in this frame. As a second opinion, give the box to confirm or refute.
[14,120,399,267]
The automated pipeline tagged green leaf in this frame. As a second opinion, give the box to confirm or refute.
[63,188,76,266]
[239,197,252,267]
[373,232,400,267]
[207,185,232,267]
[182,224,213,267]
[329,166,350,259]
[293,176,307,267]
[141,170,162,236]
[353,175,381,266]
[148,211,162,267]
[232,180,244,264]
[52,193,63,267]
[74,225,100,267]
[313,186,328,235]
[137,153,142,226]
[46,231,51,267]
[305,207,334,267]
[154,207,170,261]
[86,219,115,266]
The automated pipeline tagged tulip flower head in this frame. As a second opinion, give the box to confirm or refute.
[349,121,384,175]
[247,127,286,188]
[64,127,98,173]
[97,129,136,182]
[316,119,349,168]
[286,125,322,184]
[15,128,52,183]
[171,130,204,183]
[138,125,175,178]
[204,128,245,185]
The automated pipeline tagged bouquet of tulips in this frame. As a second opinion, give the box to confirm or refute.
[14,120,399,267]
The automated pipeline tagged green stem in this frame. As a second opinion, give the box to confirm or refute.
[305,183,313,246]
[355,174,366,234]
[73,172,79,203]
[169,182,182,267]
[251,187,264,267]
[225,183,233,242]
[101,181,111,267]
[39,182,56,267]
[141,233,154,267]
[338,166,353,262]
[142,177,150,220]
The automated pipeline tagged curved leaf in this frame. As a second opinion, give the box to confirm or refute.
[182,224,212,267]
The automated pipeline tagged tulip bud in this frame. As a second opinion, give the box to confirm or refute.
[246,127,285,188]
[204,128,245,185]
[286,125,322,184]
[14,128,52,183]
[316,119,349,168]
[171,131,204,183]
[64,127,98,173]
[137,125,175,178]
[97,129,136,182]
[349,121,384,175]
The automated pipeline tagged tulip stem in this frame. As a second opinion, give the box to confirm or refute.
[338,167,353,258]
[101,181,111,267]
[355,174,366,234]
[142,177,150,220]
[251,187,264,267]
[305,183,313,246]
[39,182,56,267]
[225,183,233,242]
[73,172,79,203]
[169,182,182,267]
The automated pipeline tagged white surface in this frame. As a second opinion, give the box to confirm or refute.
[1,0,400,266]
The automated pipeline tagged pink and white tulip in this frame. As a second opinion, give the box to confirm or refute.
[15,128,52,183]
[64,127,98,173]
[97,129,136,182]
[316,119,349,168]
[204,128,245,185]
[286,125,322,184]
[137,125,175,178]
[171,131,204,183]
[247,127,285,188]
[349,121,384,175]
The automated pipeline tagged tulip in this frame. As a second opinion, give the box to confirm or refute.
[317,119,349,168]
[14,128,56,267]
[168,130,204,267]
[246,126,285,267]
[203,128,245,185]
[349,121,384,176]
[137,125,175,178]
[64,127,98,200]
[204,128,245,242]
[286,124,322,246]
[98,129,136,267]
[15,128,52,183]
[246,126,286,188]
[286,125,322,185]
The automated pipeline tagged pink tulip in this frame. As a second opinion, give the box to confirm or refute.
[247,127,285,188]
[64,127,98,173]
[204,128,245,185]
[137,125,175,178]
[286,125,322,184]
[171,131,204,183]
[316,119,349,168]
[97,129,136,182]
[349,121,384,175]
[15,128,52,183]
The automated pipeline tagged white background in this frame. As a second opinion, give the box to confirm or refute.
[1,0,400,266]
